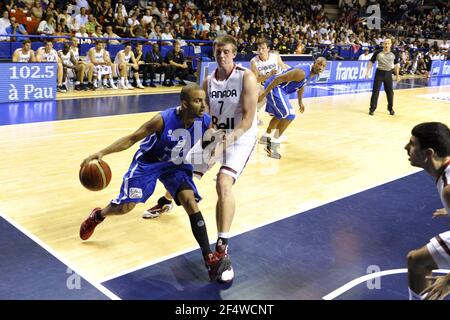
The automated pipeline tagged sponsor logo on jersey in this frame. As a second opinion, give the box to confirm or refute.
[212,116,235,130]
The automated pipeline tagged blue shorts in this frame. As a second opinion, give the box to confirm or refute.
[265,87,296,120]
[111,159,201,206]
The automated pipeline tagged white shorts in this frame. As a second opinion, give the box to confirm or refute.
[426,231,450,269]
[187,133,256,181]
[94,65,112,76]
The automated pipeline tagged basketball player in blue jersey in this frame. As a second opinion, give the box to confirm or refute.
[144,35,258,283]
[258,57,327,159]
[405,122,450,300]
[78,84,229,281]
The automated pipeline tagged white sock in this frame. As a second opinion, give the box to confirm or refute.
[102,79,107,85]
[408,287,427,300]
[75,81,80,85]
[262,132,272,138]
[136,78,141,85]
[109,78,115,85]
[120,77,125,86]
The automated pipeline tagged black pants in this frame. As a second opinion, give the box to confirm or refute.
[140,64,169,84]
[166,65,188,82]
[370,69,394,111]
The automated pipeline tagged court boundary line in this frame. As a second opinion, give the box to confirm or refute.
[0,210,121,300]
[100,169,422,283]
[322,268,450,300]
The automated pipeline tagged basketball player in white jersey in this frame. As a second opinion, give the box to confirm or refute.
[36,39,65,92]
[114,42,144,89]
[405,122,450,300]
[70,36,95,90]
[250,38,289,127]
[86,40,117,89]
[144,35,258,283]
[12,39,35,63]
[58,43,87,91]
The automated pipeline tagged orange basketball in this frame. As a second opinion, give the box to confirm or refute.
[79,159,112,191]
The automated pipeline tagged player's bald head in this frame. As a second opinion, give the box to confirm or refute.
[180,83,203,102]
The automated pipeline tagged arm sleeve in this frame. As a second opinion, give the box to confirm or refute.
[370,50,379,63]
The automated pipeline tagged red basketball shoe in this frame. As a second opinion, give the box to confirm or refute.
[142,201,173,219]
[80,207,103,240]
[213,244,234,283]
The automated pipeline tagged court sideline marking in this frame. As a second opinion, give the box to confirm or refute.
[322,268,450,300]
[0,211,121,300]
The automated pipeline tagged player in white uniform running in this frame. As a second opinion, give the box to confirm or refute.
[114,42,144,89]
[86,40,117,89]
[36,39,65,92]
[144,35,258,283]
[250,38,289,128]
[12,39,35,63]
[405,122,450,300]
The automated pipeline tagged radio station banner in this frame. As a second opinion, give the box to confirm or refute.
[430,60,450,77]
[199,60,379,85]
[0,63,57,103]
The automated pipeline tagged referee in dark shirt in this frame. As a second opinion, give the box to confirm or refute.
[365,38,401,116]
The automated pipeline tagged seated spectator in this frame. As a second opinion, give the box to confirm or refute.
[6,16,28,42]
[31,0,44,20]
[0,10,11,41]
[75,26,91,44]
[103,25,121,45]
[85,14,100,34]
[164,41,188,86]
[37,16,56,37]
[358,47,373,61]
[54,23,69,42]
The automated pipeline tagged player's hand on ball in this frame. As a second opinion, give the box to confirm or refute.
[81,153,103,168]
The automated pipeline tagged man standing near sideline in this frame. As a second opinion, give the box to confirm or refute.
[365,38,401,116]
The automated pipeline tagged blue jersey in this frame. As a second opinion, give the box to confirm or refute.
[264,64,318,94]
[137,107,211,163]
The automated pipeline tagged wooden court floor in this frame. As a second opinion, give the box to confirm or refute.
[0,85,448,282]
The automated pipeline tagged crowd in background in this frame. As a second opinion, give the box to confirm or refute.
[0,0,449,76]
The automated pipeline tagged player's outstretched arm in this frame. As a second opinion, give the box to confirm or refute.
[258,68,304,102]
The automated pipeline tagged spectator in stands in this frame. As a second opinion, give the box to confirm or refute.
[148,24,162,44]
[91,25,103,40]
[115,0,128,18]
[358,47,373,61]
[161,25,174,45]
[145,43,169,87]
[141,8,153,28]
[12,39,36,62]
[85,15,100,34]
[74,7,88,28]
[164,41,188,86]
[6,16,28,42]
[0,10,11,41]
[31,0,44,20]
[103,25,121,45]
[75,26,91,44]
[113,11,128,37]
[103,7,115,26]
[54,23,69,42]
[37,16,56,37]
